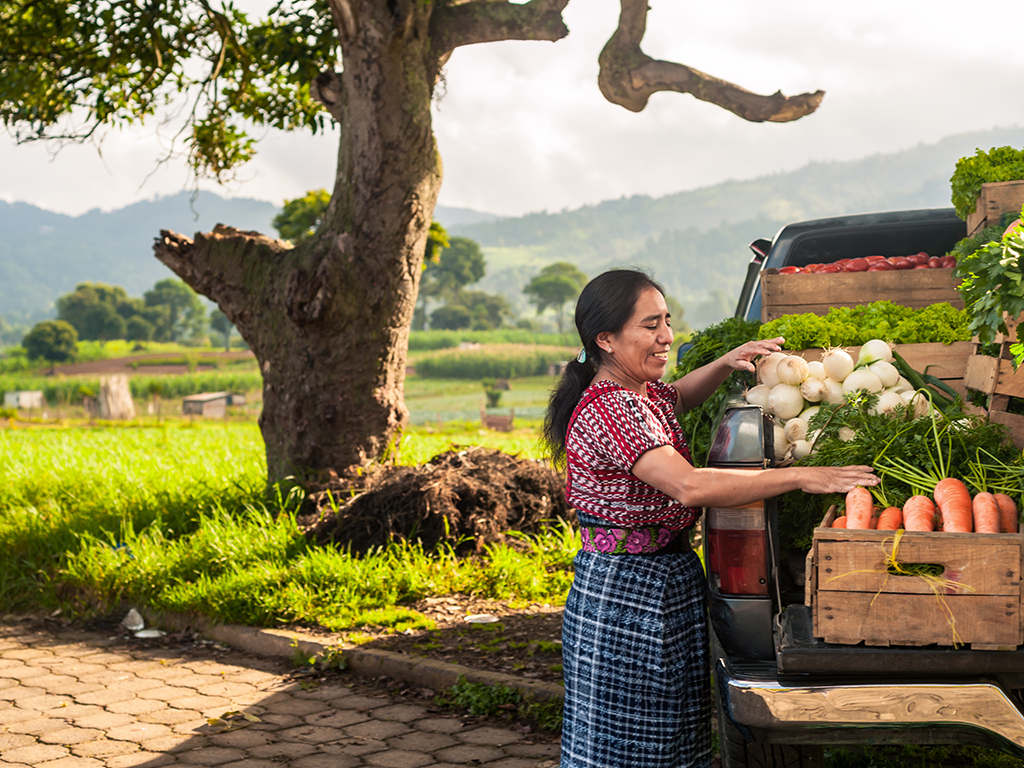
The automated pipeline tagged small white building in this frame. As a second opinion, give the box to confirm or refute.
[3,391,45,410]
[181,392,246,418]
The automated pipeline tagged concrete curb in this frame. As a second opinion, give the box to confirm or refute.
[141,608,565,702]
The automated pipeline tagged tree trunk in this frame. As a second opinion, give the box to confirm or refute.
[156,2,441,485]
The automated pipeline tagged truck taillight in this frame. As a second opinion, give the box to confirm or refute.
[707,504,769,596]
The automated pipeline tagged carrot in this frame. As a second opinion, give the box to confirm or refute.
[876,506,903,531]
[903,495,935,532]
[972,492,1001,534]
[995,493,1019,533]
[845,486,874,530]
[831,516,848,529]
[933,477,972,533]
[868,515,878,529]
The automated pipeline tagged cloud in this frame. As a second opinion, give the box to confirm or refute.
[2,0,1023,218]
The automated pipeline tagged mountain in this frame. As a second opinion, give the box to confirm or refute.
[4,126,1023,330]
[0,192,278,321]
[451,126,1024,328]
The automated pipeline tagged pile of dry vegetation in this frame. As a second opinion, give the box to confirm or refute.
[301,447,573,553]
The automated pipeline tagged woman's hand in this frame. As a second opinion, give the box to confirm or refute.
[797,465,879,495]
[720,336,784,374]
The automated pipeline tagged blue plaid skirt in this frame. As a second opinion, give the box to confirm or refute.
[560,544,712,768]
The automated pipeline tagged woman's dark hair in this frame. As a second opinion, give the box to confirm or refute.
[542,268,665,466]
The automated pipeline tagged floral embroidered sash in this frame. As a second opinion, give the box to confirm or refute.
[580,525,680,555]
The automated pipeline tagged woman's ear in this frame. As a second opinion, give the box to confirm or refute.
[595,331,613,354]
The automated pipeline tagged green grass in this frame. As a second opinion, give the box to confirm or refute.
[404,374,556,425]
[0,422,574,633]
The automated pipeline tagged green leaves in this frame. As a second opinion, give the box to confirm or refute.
[950,146,1024,219]
[954,228,1024,346]
[0,0,339,180]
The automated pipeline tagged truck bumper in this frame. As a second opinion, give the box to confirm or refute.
[716,649,1024,757]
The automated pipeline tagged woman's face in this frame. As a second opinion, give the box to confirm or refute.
[598,287,674,387]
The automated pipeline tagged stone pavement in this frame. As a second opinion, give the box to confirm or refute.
[0,621,560,768]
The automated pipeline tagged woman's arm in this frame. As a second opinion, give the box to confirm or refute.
[632,444,878,508]
[672,336,783,414]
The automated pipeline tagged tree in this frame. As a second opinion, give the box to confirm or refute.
[22,320,78,374]
[423,237,486,304]
[430,305,473,330]
[412,220,450,331]
[144,279,207,343]
[523,262,588,333]
[2,0,823,484]
[125,316,154,343]
[462,290,514,330]
[272,190,331,243]
[209,309,234,351]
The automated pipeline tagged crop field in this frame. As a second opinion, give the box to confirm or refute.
[0,421,575,635]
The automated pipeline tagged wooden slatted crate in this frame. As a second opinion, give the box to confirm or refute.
[806,507,1024,650]
[967,180,1024,238]
[760,269,962,323]
[963,314,1024,448]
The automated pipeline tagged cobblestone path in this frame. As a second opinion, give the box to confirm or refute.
[0,622,560,768]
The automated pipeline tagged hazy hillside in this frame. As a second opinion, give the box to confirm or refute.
[4,125,1023,330]
[0,192,278,321]
[459,125,1024,328]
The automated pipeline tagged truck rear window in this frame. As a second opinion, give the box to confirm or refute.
[788,222,965,269]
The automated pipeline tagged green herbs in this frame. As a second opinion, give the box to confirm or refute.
[950,146,1024,220]
[954,227,1024,349]
[667,317,761,467]
[758,301,971,350]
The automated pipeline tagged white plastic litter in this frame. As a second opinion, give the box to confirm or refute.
[133,629,165,638]
[464,614,500,624]
[122,608,145,632]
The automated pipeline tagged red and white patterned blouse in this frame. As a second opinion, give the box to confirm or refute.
[565,379,701,531]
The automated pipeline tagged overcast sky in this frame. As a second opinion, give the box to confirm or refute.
[2,0,1023,218]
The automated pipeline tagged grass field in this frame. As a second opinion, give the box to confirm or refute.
[0,421,573,635]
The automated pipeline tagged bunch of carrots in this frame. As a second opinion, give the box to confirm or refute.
[832,481,1020,533]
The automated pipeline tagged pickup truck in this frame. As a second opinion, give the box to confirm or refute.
[706,207,1024,766]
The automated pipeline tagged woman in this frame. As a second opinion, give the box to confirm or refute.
[545,269,878,768]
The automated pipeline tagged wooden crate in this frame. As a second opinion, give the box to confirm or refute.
[806,507,1024,649]
[967,180,1024,238]
[760,269,962,323]
[963,314,1024,447]
[780,342,975,401]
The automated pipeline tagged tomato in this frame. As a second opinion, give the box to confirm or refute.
[908,253,929,265]
[865,255,887,263]
[941,255,957,268]
[928,257,942,268]
[803,263,822,273]
[913,264,930,269]
[846,258,869,272]
[868,262,894,271]
[834,258,852,269]
[817,264,842,273]
[779,266,803,274]
[894,257,914,270]
[886,256,903,266]
[917,252,930,259]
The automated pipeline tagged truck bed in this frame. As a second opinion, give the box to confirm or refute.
[777,604,1024,676]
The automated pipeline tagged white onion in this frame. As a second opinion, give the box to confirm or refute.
[791,440,813,460]
[777,355,810,386]
[784,417,808,443]
[821,348,855,382]
[773,424,790,462]
[800,405,821,422]
[868,360,900,388]
[807,360,826,380]
[838,426,857,442]
[858,339,894,367]
[842,369,883,394]
[908,390,933,419]
[758,352,787,389]
[893,376,913,394]
[800,376,827,403]
[745,384,771,410]
[870,390,906,416]
[769,383,806,420]
[822,378,845,405]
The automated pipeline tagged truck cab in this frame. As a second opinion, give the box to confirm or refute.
[707,207,1024,766]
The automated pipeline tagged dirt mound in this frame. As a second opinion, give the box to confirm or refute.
[303,446,573,553]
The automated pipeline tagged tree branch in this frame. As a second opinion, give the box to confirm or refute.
[598,0,823,122]
[430,0,570,60]
[153,226,287,333]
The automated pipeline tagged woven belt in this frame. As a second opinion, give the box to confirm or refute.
[580,525,690,556]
